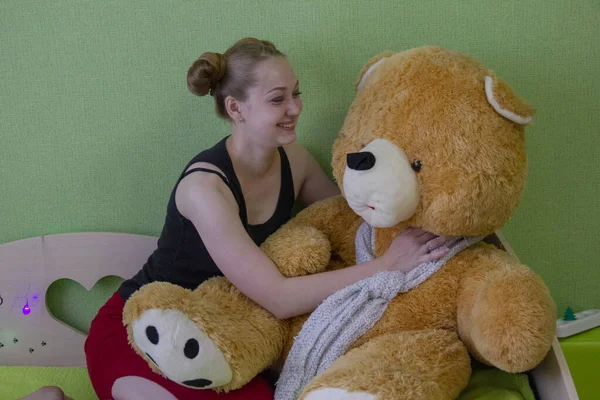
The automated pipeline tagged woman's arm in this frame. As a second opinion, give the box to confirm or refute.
[176,170,448,319]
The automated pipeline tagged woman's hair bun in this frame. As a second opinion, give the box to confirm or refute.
[187,52,227,96]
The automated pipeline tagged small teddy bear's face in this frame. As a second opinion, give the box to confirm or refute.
[332,47,535,236]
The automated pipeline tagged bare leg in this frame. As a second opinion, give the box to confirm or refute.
[18,386,73,400]
[112,376,178,400]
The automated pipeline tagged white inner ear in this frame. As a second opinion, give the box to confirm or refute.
[357,57,389,91]
[484,76,532,125]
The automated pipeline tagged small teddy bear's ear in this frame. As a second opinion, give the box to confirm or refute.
[355,51,395,91]
[484,75,535,125]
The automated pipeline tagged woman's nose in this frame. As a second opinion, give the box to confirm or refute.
[287,98,302,115]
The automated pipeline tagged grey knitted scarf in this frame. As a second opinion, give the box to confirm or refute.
[274,222,483,400]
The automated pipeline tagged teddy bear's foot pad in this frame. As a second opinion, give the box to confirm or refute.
[124,279,290,391]
[305,388,377,400]
[132,308,233,389]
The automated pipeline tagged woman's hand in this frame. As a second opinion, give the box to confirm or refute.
[382,227,451,273]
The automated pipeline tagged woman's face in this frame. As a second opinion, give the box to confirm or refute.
[239,56,303,147]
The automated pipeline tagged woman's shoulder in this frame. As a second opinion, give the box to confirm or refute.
[175,162,239,222]
[282,142,314,192]
[283,141,312,172]
[183,161,227,177]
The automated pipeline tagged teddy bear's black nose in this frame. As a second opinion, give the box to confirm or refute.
[347,152,376,171]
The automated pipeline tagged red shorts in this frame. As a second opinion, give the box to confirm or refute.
[85,291,274,400]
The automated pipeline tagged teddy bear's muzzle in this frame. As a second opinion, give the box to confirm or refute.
[343,138,420,228]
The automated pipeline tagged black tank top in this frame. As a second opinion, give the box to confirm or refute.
[118,136,296,301]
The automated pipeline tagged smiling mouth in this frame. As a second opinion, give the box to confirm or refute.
[367,205,375,210]
[277,123,295,129]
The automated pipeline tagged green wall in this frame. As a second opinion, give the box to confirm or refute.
[2,1,598,327]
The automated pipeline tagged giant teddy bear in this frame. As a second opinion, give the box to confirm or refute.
[122,46,557,400]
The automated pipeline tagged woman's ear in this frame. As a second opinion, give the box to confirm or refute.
[224,96,245,123]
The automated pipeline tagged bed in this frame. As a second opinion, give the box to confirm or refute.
[0,232,579,399]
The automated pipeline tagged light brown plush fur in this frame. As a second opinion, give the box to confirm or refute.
[123,46,556,399]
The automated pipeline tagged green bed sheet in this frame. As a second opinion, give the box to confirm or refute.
[0,366,535,400]
[0,367,95,400]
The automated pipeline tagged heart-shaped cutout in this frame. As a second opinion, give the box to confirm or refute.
[46,276,124,335]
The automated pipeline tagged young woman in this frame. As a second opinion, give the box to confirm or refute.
[79,38,451,400]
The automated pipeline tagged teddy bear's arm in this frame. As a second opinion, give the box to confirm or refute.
[292,195,363,262]
[260,195,362,277]
[456,245,556,372]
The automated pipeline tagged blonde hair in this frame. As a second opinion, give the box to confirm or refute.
[187,38,285,119]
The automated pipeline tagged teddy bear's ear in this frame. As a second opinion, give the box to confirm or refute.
[355,51,395,91]
[484,75,535,125]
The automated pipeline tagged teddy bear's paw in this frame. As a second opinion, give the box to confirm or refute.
[460,262,557,372]
[131,307,232,389]
[304,388,377,400]
[261,224,331,277]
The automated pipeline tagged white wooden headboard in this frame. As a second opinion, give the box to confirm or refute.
[0,232,157,367]
[0,231,579,399]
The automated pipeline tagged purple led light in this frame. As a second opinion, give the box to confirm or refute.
[23,302,31,315]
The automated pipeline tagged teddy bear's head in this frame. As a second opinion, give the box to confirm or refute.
[332,46,535,236]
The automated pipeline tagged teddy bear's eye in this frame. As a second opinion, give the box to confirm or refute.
[146,325,159,345]
[411,160,422,172]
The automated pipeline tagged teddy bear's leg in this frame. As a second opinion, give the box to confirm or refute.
[457,256,556,372]
[123,278,288,392]
[299,329,471,400]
